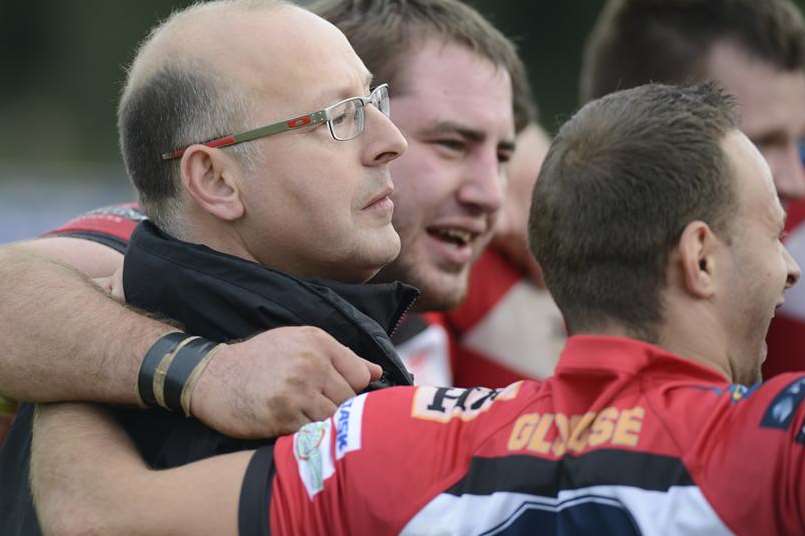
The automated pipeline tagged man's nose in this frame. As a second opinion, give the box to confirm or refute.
[457,152,505,215]
[364,106,408,165]
[785,246,801,289]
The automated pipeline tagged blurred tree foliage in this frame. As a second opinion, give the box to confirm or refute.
[2,0,804,168]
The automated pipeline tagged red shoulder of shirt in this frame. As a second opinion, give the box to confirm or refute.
[42,202,145,253]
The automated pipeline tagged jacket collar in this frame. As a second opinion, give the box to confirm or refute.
[123,221,418,385]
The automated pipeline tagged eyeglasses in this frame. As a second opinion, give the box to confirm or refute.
[160,83,391,161]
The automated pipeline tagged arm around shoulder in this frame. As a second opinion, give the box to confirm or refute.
[31,402,249,536]
[0,241,174,404]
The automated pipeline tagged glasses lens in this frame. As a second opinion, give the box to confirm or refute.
[372,85,390,117]
[330,99,362,141]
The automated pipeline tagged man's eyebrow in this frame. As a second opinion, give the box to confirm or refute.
[421,121,516,150]
[499,139,517,153]
[310,74,375,109]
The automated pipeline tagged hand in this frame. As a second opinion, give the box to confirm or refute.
[92,266,126,302]
[190,326,382,438]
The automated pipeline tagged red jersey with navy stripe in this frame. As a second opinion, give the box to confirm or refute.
[42,202,145,253]
[248,336,805,535]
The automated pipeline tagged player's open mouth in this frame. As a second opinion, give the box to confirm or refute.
[428,228,475,247]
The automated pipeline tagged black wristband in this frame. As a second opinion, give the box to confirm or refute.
[163,337,218,413]
[138,332,189,407]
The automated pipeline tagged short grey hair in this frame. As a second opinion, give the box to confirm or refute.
[118,0,284,236]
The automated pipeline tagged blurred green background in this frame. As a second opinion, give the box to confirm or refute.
[1,0,804,240]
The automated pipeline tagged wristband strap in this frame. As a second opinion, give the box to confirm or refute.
[163,337,218,413]
[137,331,189,407]
[180,343,226,417]
[153,336,200,410]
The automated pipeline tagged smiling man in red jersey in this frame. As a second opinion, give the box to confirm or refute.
[581,0,805,379]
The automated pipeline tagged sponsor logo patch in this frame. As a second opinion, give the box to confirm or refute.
[293,419,334,498]
[727,383,757,402]
[508,406,645,455]
[412,382,521,423]
[761,376,805,430]
[334,394,366,460]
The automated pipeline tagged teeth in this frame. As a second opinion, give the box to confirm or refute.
[433,228,473,245]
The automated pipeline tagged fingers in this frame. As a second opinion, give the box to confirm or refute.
[328,344,375,393]
[361,358,383,381]
[321,363,358,406]
[191,326,386,440]
[110,266,126,301]
[302,396,338,424]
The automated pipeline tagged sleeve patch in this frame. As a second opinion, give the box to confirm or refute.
[293,419,334,499]
[760,376,805,430]
[411,382,521,423]
[334,393,366,460]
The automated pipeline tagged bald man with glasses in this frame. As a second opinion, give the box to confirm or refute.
[0,2,418,534]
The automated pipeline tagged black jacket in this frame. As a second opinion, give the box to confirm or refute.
[0,221,417,535]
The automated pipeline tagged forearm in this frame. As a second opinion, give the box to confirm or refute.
[32,403,247,536]
[0,244,174,403]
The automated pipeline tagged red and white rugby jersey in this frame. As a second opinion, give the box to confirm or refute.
[396,248,566,388]
[250,335,805,535]
[766,197,805,378]
[445,248,566,387]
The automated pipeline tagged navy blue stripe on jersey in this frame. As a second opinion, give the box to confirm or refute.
[476,493,642,536]
[444,449,694,497]
[760,376,805,430]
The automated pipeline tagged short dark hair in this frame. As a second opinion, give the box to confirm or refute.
[529,83,738,340]
[580,0,805,103]
[118,1,275,234]
[308,0,536,130]
[119,65,254,232]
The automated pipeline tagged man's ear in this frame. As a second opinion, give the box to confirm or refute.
[179,145,245,222]
[676,220,721,299]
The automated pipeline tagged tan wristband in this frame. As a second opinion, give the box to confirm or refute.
[180,343,226,418]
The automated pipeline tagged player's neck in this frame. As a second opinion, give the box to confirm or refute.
[658,303,732,382]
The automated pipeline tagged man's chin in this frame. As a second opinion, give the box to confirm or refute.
[410,270,470,312]
[372,255,471,311]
